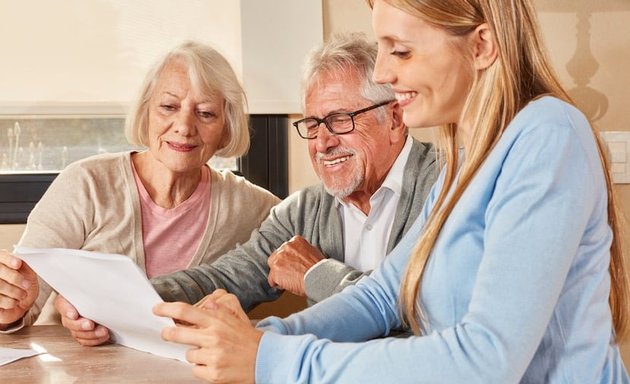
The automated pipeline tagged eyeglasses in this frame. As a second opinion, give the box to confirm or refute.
[293,100,395,140]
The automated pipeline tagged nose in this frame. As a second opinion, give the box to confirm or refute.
[313,123,339,153]
[173,109,196,136]
[372,50,394,85]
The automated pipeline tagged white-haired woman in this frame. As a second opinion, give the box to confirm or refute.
[0,41,279,345]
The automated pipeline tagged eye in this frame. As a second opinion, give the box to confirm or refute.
[160,104,176,112]
[197,110,216,119]
[390,49,410,59]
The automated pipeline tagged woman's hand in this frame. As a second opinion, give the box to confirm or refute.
[0,250,39,327]
[154,289,262,384]
[54,295,110,346]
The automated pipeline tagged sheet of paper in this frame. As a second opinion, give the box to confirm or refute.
[14,246,188,362]
[0,347,42,367]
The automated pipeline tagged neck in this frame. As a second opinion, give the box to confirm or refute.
[342,190,373,215]
[132,152,202,209]
[341,137,407,215]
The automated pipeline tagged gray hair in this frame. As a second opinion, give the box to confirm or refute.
[125,41,249,158]
[301,33,395,118]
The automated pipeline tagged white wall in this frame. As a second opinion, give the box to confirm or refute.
[0,0,322,115]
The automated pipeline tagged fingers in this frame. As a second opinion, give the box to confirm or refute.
[55,295,110,346]
[0,255,31,301]
[212,294,249,322]
[193,289,230,308]
[155,298,246,329]
[61,316,110,346]
[0,253,38,323]
[161,324,210,348]
[54,294,81,321]
[0,250,22,269]
[154,302,216,328]
[60,313,110,346]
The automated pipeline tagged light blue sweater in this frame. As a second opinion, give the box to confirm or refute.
[255,97,630,383]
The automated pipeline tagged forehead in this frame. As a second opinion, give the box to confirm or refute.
[153,59,222,101]
[304,70,368,115]
[155,59,190,85]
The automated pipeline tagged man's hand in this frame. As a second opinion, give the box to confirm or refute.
[267,235,325,296]
[54,295,110,346]
[0,250,39,327]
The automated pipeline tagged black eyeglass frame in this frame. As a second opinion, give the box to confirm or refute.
[292,99,395,139]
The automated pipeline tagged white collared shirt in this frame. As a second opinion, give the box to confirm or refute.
[337,135,413,272]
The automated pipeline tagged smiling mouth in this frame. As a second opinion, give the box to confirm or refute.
[394,91,417,107]
[167,142,197,152]
[321,155,352,167]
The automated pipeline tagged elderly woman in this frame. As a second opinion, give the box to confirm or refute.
[0,41,280,341]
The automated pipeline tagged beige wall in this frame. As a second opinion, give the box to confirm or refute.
[0,224,25,250]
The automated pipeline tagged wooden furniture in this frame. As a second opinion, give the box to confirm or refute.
[0,325,200,383]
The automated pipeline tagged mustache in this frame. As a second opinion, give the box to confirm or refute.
[315,148,355,163]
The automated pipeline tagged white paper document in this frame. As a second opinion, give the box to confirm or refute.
[0,347,42,367]
[14,246,188,362]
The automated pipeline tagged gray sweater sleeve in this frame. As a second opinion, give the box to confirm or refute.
[304,259,370,303]
[150,231,281,311]
[151,190,317,311]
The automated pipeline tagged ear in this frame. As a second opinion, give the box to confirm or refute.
[389,101,407,143]
[470,23,497,70]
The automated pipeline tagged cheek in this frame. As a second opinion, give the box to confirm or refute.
[307,143,318,164]
[200,125,226,147]
[148,115,169,140]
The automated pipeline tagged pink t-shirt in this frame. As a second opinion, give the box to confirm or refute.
[132,164,211,278]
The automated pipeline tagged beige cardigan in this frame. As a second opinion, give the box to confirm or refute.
[16,152,279,327]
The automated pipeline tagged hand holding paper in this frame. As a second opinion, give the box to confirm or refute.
[54,294,111,346]
[14,246,188,362]
[0,250,39,326]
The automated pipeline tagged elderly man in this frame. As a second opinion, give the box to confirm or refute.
[151,33,437,308]
[56,34,437,346]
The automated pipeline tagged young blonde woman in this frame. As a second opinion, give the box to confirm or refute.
[154,1,630,382]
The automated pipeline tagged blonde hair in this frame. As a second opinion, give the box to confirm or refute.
[125,41,249,158]
[368,0,630,341]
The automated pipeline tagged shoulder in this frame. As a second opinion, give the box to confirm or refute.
[55,151,131,184]
[211,168,280,204]
[492,96,600,181]
[270,183,330,214]
[409,138,438,169]
[510,96,589,137]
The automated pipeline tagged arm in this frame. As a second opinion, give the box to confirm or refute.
[151,195,303,310]
[303,259,370,303]
[256,107,606,382]
[11,162,96,329]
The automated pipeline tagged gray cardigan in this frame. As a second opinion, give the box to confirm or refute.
[151,139,438,310]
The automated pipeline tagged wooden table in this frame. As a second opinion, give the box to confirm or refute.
[0,325,201,383]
